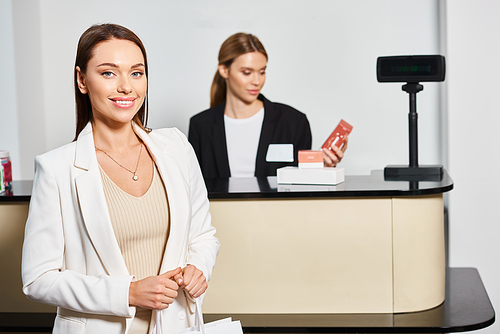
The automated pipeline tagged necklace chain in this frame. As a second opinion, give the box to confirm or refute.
[95,143,143,181]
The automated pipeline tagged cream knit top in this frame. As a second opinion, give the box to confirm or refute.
[99,165,170,280]
[100,165,170,333]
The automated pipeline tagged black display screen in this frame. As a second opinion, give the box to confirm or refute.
[377,55,445,83]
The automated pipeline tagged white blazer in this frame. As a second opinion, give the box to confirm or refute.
[22,122,220,334]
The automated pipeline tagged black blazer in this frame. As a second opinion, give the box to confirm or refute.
[188,94,312,178]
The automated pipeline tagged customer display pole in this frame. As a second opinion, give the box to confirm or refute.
[377,55,445,181]
[404,83,423,168]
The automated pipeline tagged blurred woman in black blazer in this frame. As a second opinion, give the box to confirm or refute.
[188,33,347,179]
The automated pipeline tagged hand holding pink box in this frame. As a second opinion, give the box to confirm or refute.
[322,119,353,151]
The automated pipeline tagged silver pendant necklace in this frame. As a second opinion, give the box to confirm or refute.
[95,143,143,181]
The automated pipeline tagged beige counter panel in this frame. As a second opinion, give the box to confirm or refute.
[1,193,445,315]
[392,194,445,313]
[203,194,445,314]
[203,197,394,313]
[0,202,55,312]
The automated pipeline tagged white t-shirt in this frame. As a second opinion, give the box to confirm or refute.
[224,108,264,177]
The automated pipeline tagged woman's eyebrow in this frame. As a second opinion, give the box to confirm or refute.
[96,63,145,68]
[131,63,145,69]
[239,66,267,70]
[97,62,118,68]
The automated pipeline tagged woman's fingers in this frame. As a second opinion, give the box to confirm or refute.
[341,137,349,152]
[180,265,208,298]
[174,273,184,286]
[160,267,182,279]
[129,269,182,310]
[188,280,208,298]
[160,267,183,285]
[322,139,347,167]
[130,265,208,308]
[330,145,344,161]
[323,148,339,167]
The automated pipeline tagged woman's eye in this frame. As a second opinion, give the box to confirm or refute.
[131,72,144,78]
[243,71,251,76]
[101,71,114,78]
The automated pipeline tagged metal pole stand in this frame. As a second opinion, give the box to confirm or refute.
[384,82,443,181]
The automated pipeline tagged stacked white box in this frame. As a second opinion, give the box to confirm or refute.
[277,166,345,185]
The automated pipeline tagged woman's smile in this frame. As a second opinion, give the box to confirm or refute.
[109,97,136,109]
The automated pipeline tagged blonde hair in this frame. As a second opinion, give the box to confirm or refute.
[210,33,268,107]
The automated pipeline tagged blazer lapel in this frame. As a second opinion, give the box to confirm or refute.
[135,126,190,274]
[212,103,231,177]
[73,123,129,276]
[255,95,277,176]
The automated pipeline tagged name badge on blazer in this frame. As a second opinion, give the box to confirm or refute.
[266,144,294,162]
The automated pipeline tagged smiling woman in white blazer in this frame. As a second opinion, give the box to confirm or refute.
[21,24,219,334]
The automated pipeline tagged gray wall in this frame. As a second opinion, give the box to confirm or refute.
[446,2,500,334]
[1,0,442,179]
[0,0,20,179]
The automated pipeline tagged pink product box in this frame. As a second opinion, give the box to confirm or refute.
[322,119,353,151]
[298,150,323,169]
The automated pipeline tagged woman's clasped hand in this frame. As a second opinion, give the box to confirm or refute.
[129,265,207,310]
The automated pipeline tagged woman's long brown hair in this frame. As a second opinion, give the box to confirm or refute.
[210,33,268,108]
[73,23,149,140]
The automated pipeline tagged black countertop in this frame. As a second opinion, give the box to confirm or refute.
[205,169,453,199]
[0,180,32,202]
[0,268,493,333]
[203,268,494,333]
[1,170,454,202]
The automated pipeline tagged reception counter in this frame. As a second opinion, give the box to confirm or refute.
[0,171,452,315]
[202,170,453,314]
[0,181,55,314]
[0,171,496,333]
